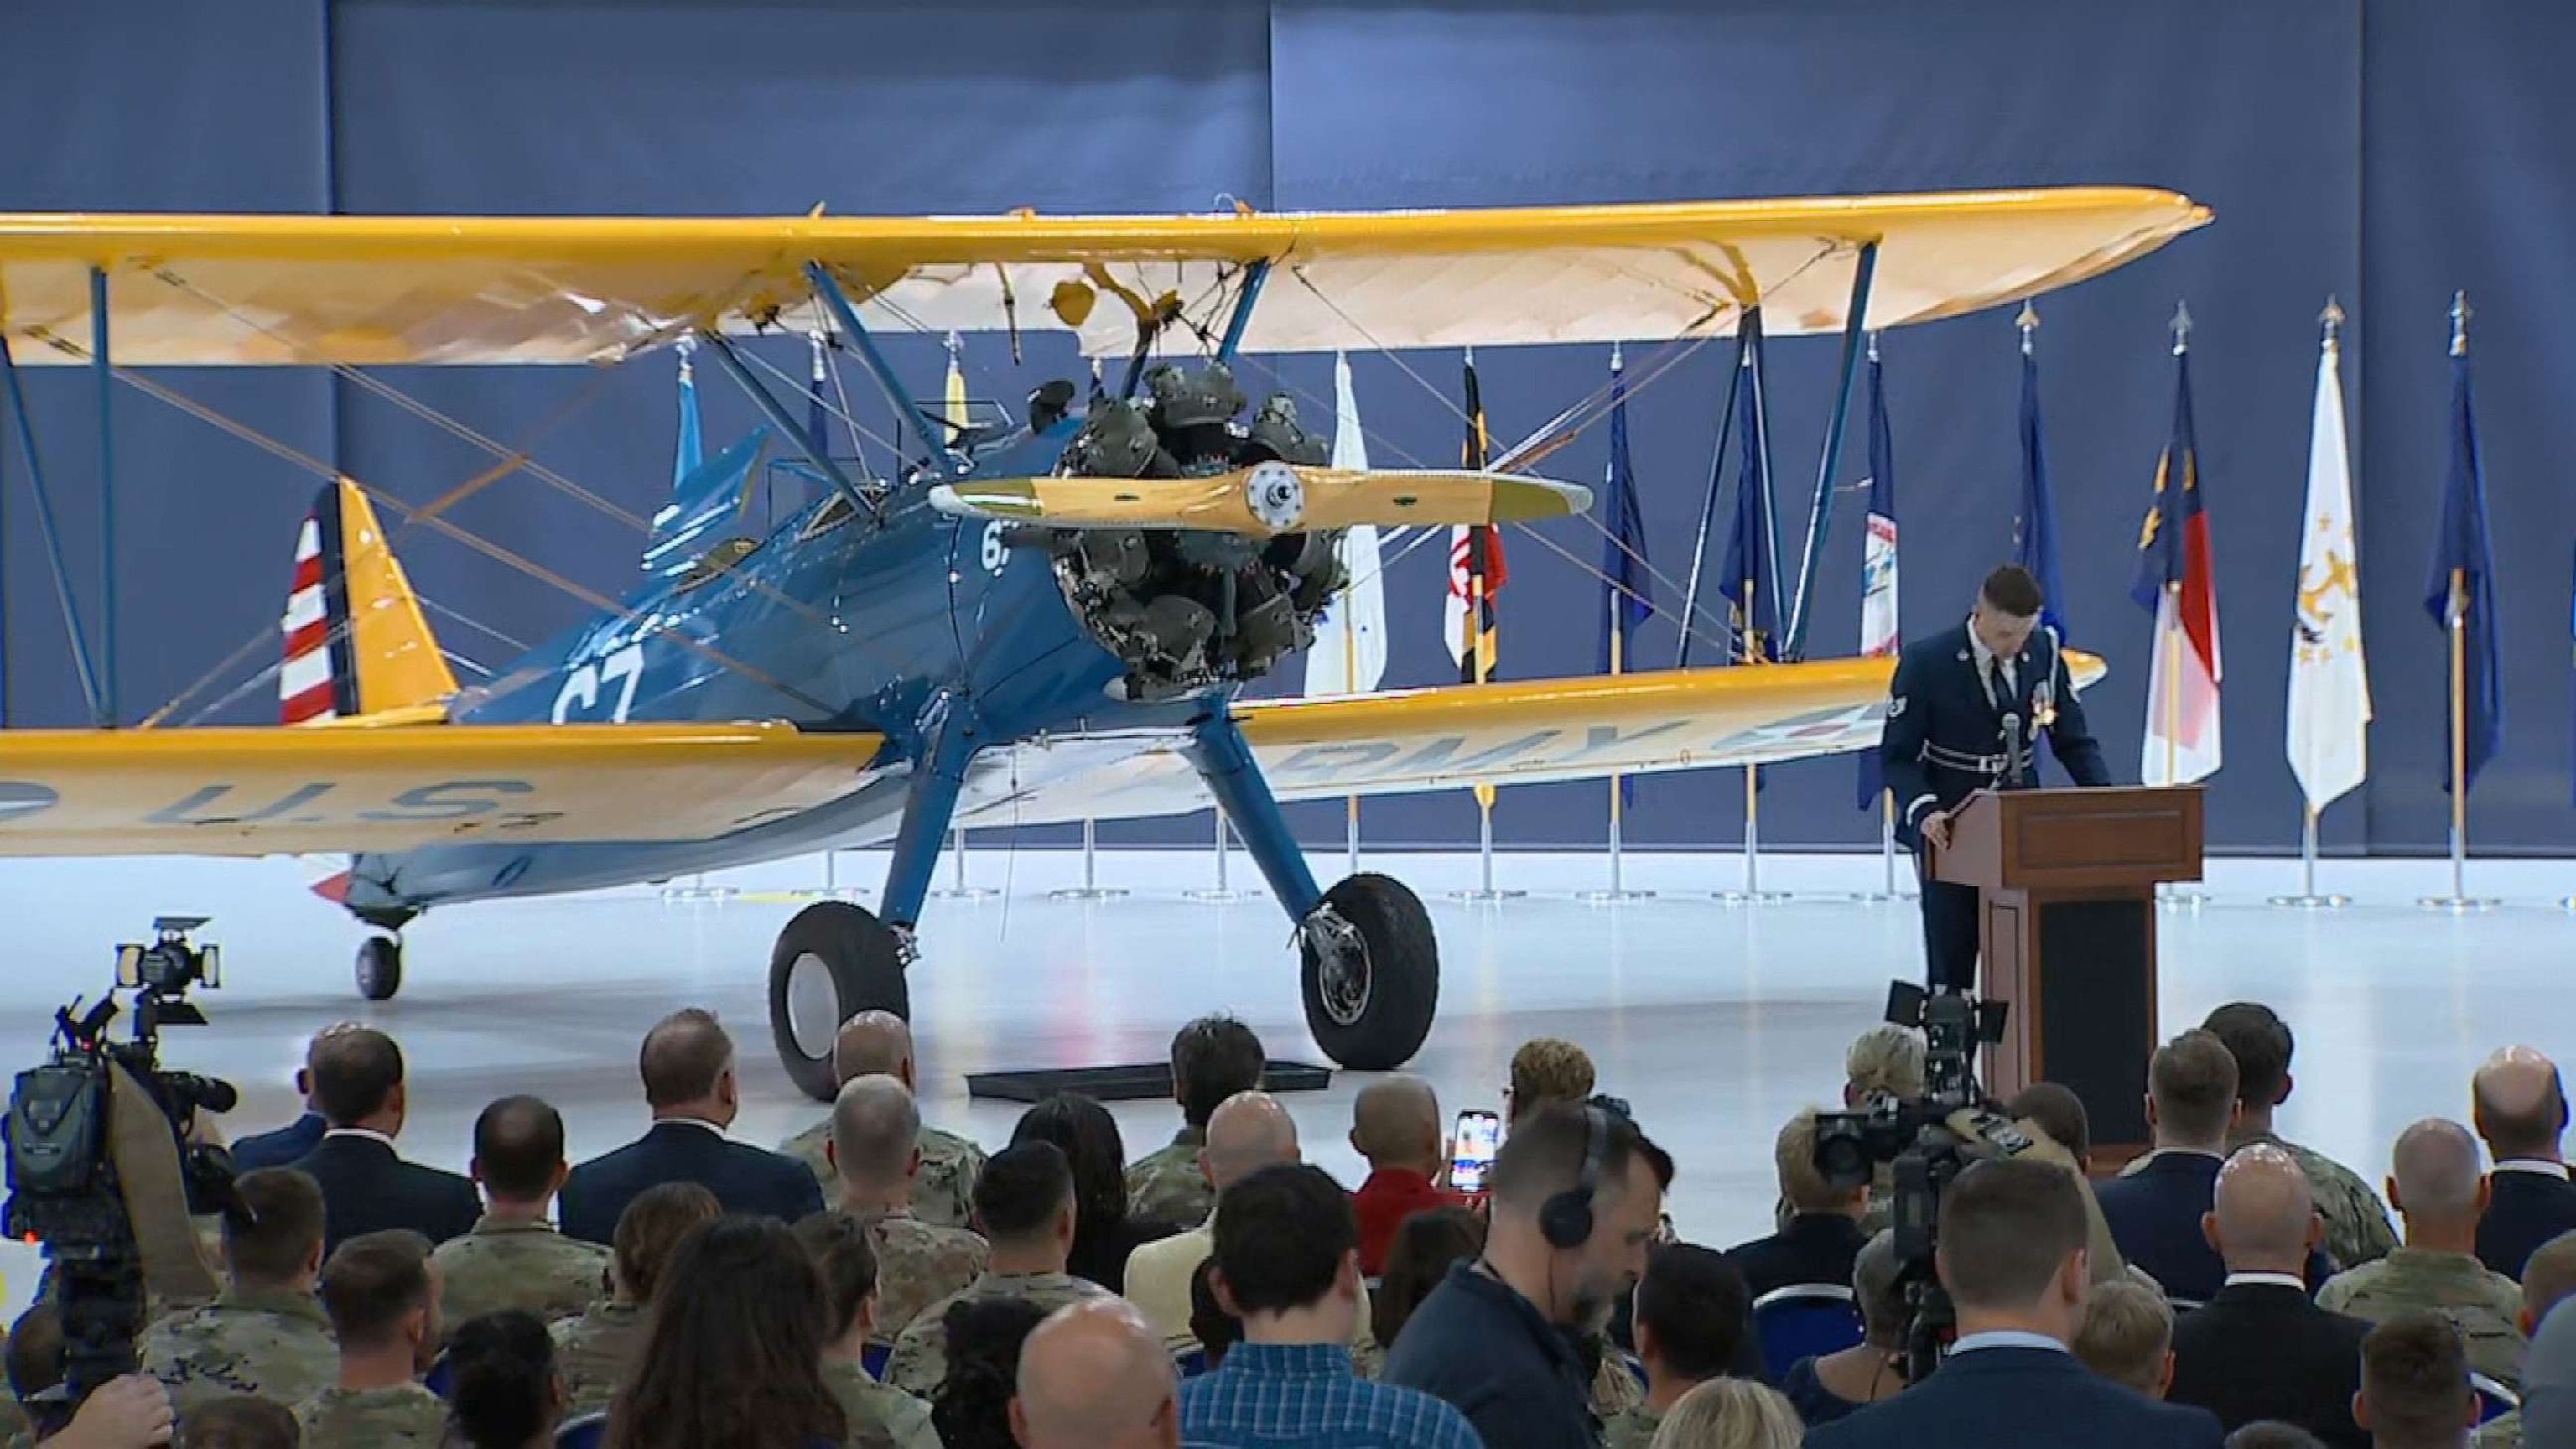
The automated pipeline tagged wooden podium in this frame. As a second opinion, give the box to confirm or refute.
[1931,786,2205,1164]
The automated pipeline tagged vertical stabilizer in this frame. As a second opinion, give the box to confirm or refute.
[281,479,456,724]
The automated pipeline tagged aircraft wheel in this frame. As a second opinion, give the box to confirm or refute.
[770,901,910,1102]
[356,935,402,1002]
[1299,873,1438,1071]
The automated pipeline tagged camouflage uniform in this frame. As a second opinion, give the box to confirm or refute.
[293,1383,448,1449]
[429,1215,610,1329]
[883,1270,1112,1396]
[2477,1410,2520,1448]
[136,1285,338,1415]
[1125,1126,1212,1228]
[824,1358,939,1449]
[1602,1404,1661,1449]
[1590,1345,1644,1422]
[782,1121,989,1232]
[846,1210,989,1343]
[2316,1248,2527,1388]
[551,1301,648,1418]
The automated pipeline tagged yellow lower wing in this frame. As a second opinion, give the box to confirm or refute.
[0,723,886,856]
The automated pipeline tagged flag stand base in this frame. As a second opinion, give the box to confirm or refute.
[1450,889,1527,905]
[2267,893,2351,911]
[660,874,735,904]
[1185,888,1258,903]
[1051,886,1128,901]
[1843,890,1908,904]
[2417,895,2498,914]
[1715,890,1794,906]
[2156,885,2209,911]
[1575,889,1654,905]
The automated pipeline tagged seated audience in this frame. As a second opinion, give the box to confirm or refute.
[1383,1103,1668,1449]
[179,1393,303,1449]
[2356,1312,2480,1449]
[2170,1144,2371,1447]
[781,1011,985,1229]
[1186,1259,1241,1371]
[2232,1426,2334,1449]
[1013,1091,1176,1292]
[2008,1082,2094,1173]
[2202,1003,2397,1269]
[2471,1047,2576,1280]
[1128,1016,1265,1228]
[298,1229,446,1448]
[1506,1038,1598,1126]
[2461,1228,2576,1448]
[560,1010,823,1244]
[229,1022,359,1171]
[288,1029,477,1254]
[1607,1244,1750,1449]
[2096,1029,2253,1304]
[1349,1075,1463,1275]
[927,1296,1050,1449]
[444,1309,567,1449]
[1180,1162,1479,1448]
[1729,1109,1867,1301]
[139,1166,336,1414]
[603,1215,849,1449]
[2073,1279,2177,1399]
[32,1374,175,1449]
[1645,1379,1804,1449]
[886,1141,1109,1395]
[1011,1300,1181,1449]
[2516,1285,2576,1448]
[432,1095,609,1329]
[817,1073,989,1341]
[1781,1228,1910,1426]
[552,1182,724,1417]
[795,1210,939,1449]
[1805,1157,2223,1449]
[1373,1207,1486,1349]
[2319,1119,2526,1389]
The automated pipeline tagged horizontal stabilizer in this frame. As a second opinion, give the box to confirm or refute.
[644,428,768,577]
[928,464,1590,537]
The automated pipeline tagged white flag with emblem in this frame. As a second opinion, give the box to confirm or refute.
[2287,323,2371,810]
[1303,352,1389,695]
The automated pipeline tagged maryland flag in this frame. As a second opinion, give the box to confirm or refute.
[1444,351,1508,683]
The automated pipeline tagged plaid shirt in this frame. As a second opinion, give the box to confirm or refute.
[1181,1343,1488,1449]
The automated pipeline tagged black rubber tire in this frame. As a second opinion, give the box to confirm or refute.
[356,936,402,1002]
[769,901,910,1102]
[1300,873,1439,1071]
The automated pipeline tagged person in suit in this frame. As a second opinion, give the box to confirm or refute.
[229,1022,361,1172]
[2098,1030,2272,1306]
[2168,1145,2372,1447]
[1877,564,2112,993]
[1804,1157,2223,1449]
[288,1028,479,1255]
[2470,1046,2576,1280]
[1727,1109,1867,1301]
[558,1008,823,1244]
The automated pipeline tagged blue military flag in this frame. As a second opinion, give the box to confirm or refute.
[2013,319,2068,638]
[1598,346,1654,673]
[1856,343,1898,809]
[1718,313,1779,668]
[2426,325,2503,794]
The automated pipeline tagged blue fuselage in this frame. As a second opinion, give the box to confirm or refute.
[338,420,1205,918]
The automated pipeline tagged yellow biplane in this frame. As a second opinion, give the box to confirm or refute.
[0,187,2206,1095]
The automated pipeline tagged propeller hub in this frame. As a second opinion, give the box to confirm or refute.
[1244,460,1306,532]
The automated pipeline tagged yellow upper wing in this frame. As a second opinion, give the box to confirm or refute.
[0,722,886,856]
[0,189,2207,367]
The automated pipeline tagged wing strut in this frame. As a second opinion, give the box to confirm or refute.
[803,262,964,480]
[1215,259,1271,362]
[697,334,875,520]
[0,333,103,725]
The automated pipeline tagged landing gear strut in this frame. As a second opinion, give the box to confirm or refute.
[769,900,911,1101]
[1300,874,1438,1070]
[356,934,402,1001]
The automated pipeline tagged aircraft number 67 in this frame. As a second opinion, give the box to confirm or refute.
[553,643,646,724]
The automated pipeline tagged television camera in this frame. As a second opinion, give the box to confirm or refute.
[1810,982,2025,1383]
[5,917,238,1408]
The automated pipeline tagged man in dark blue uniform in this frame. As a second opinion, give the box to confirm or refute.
[1880,564,2111,993]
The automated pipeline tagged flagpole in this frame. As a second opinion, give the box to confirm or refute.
[1188,810,1256,903]
[2423,293,2497,912]
[1581,613,1651,903]
[1050,817,1127,901]
[934,824,997,901]
[2155,305,2206,910]
[1343,593,1362,879]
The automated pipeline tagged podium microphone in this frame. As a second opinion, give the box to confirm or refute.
[2001,712,2025,789]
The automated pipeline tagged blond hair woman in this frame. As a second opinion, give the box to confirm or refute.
[1647,1379,1805,1449]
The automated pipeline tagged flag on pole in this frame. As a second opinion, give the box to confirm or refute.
[943,332,969,440]
[805,330,830,462]
[1598,345,1654,674]
[1718,335,1779,668]
[2425,309,2502,793]
[1303,352,1388,696]
[1444,351,1506,683]
[2132,316,2224,786]
[2287,305,2370,813]
[1856,339,1898,809]
[673,339,704,487]
[2013,309,2068,638]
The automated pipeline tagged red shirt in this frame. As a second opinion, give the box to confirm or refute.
[1352,1166,1464,1275]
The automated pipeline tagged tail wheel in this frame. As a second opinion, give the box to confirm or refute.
[356,935,402,1002]
[769,901,910,1102]
[1299,873,1438,1071]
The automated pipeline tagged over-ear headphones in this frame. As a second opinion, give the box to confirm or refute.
[1539,1105,1608,1249]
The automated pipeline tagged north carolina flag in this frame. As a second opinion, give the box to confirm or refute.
[1856,343,1898,809]
[1444,351,1505,683]
[2133,340,2223,785]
